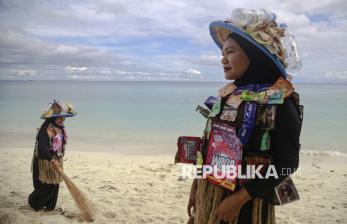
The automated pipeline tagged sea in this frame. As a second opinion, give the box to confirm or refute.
[0,81,346,156]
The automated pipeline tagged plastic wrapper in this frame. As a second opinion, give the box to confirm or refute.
[208,99,222,118]
[175,137,202,164]
[239,153,271,186]
[204,96,219,110]
[240,89,284,104]
[238,102,257,145]
[257,104,276,130]
[205,122,243,191]
[195,105,210,119]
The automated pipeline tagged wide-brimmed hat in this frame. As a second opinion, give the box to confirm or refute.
[41,100,77,119]
[209,8,300,78]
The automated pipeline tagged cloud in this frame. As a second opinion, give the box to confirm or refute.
[185,68,201,75]
[193,54,221,66]
[64,66,89,72]
[325,70,347,80]
[0,0,346,82]
[3,69,37,77]
[57,45,80,54]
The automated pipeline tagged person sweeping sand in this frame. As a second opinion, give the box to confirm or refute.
[28,100,77,211]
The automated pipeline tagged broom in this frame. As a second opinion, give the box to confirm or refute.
[55,164,95,222]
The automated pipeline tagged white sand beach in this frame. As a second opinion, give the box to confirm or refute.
[0,148,346,224]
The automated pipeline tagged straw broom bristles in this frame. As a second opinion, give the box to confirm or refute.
[56,167,95,222]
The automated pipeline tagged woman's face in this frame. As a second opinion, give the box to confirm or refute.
[221,37,250,80]
[55,117,65,126]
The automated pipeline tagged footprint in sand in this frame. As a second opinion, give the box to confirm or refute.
[17,204,35,215]
[159,174,167,180]
[139,165,172,173]
[0,212,20,224]
[99,184,119,191]
[61,211,79,219]
[102,211,117,219]
[99,199,112,205]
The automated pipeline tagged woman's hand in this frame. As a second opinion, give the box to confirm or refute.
[215,188,252,222]
[50,159,61,172]
[187,179,198,218]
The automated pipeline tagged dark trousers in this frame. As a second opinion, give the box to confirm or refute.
[28,157,59,211]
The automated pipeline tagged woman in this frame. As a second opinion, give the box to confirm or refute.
[28,100,77,211]
[187,9,303,224]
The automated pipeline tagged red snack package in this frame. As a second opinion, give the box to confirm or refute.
[205,122,243,191]
[239,154,271,186]
[176,136,202,164]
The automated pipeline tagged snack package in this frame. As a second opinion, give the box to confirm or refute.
[209,99,222,118]
[175,137,202,164]
[239,154,271,186]
[220,95,242,122]
[272,177,300,205]
[257,104,276,130]
[196,105,210,119]
[204,96,219,110]
[260,131,271,151]
[238,102,257,145]
[269,77,294,98]
[205,122,243,191]
[241,89,284,104]
[220,104,238,122]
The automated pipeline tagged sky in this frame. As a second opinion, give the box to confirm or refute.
[0,0,346,82]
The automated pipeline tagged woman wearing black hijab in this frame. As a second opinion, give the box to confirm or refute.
[229,33,281,87]
[186,11,303,224]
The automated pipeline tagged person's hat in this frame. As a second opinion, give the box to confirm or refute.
[41,100,77,119]
[209,8,302,78]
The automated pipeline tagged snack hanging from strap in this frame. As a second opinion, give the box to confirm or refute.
[240,89,284,104]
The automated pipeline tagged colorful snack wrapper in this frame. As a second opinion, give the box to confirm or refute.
[209,99,222,118]
[260,131,271,151]
[269,77,294,98]
[257,105,276,130]
[238,102,257,145]
[205,122,243,191]
[266,89,284,104]
[220,95,242,122]
[204,96,219,110]
[220,104,238,122]
[196,105,210,119]
[196,151,203,166]
[241,89,284,104]
[272,177,300,205]
[233,83,271,95]
[176,136,202,164]
[239,154,271,185]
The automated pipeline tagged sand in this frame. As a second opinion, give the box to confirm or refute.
[0,148,346,224]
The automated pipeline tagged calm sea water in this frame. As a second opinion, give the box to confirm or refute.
[0,81,346,155]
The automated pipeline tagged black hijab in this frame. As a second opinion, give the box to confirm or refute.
[37,117,66,143]
[40,117,56,131]
[228,32,281,87]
